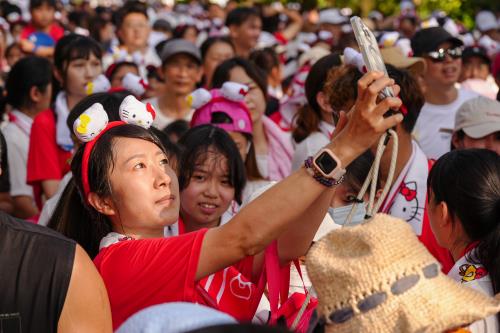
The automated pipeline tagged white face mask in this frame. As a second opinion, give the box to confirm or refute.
[328,203,367,226]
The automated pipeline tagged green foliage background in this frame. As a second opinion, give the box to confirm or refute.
[260,0,499,29]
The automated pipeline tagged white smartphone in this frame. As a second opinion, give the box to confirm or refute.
[350,16,395,100]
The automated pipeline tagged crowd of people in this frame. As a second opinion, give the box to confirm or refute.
[0,0,499,332]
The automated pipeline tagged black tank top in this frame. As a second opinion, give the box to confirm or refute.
[0,212,76,333]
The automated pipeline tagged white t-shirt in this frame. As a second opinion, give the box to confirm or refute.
[38,172,72,227]
[412,88,478,160]
[3,111,34,198]
[144,97,194,130]
[291,121,334,172]
[447,251,499,333]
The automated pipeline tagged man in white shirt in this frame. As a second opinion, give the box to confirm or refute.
[411,27,478,159]
[144,39,202,130]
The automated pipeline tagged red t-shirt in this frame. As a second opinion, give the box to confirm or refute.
[27,109,72,208]
[20,23,65,42]
[94,230,208,330]
[176,218,266,321]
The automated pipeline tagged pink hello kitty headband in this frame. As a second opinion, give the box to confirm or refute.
[73,95,157,201]
[189,82,253,135]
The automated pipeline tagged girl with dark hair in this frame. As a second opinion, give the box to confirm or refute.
[324,58,454,273]
[189,82,271,203]
[200,37,234,88]
[177,126,246,233]
[172,23,199,45]
[26,34,102,209]
[212,58,293,181]
[49,70,403,328]
[291,53,342,171]
[428,149,500,332]
[2,56,52,219]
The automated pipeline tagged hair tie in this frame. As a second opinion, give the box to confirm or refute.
[74,96,157,202]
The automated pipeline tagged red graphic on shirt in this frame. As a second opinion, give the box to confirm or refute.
[459,264,487,283]
[400,183,417,201]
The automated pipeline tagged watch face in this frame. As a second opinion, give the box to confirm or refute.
[316,151,338,175]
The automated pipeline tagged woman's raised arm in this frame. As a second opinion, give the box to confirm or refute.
[196,72,403,280]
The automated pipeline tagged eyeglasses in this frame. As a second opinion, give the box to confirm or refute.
[426,47,463,62]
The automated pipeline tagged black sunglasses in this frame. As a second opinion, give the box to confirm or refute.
[426,47,463,62]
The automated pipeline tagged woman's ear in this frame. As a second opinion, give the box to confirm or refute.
[88,193,116,216]
[29,86,42,104]
[451,132,462,150]
[316,91,333,113]
[53,68,64,85]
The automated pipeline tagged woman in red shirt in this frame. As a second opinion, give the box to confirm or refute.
[27,34,102,209]
[50,71,403,329]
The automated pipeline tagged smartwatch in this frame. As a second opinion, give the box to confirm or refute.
[312,148,346,180]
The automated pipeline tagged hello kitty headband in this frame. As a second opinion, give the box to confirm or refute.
[188,82,253,135]
[73,95,157,201]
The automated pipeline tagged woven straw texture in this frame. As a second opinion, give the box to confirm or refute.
[306,214,500,333]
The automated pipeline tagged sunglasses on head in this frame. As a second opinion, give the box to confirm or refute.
[426,47,463,62]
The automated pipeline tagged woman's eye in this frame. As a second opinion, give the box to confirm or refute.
[193,174,205,181]
[134,162,146,169]
[160,158,169,166]
[345,194,357,203]
[221,179,231,186]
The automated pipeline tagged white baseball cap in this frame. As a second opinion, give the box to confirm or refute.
[454,96,500,138]
[318,8,347,25]
[476,10,499,33]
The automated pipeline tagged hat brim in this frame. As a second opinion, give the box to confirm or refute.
[462,123,500,139]
[431,37,463,53]
[391,57,426,75]
[324,273,500,333]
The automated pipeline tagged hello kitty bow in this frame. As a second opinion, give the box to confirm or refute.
[73,95,157,201]
[400,183,417,201]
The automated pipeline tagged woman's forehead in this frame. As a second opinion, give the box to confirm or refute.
[113,137,164,160]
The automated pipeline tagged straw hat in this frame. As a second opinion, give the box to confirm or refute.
[306,214,500,333]
[381,47,426,76]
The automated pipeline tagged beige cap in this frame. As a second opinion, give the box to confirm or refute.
[381,47,426,75]
[454,96,500,139]
[306,214,500,333]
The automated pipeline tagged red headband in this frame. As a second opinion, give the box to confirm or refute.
[81,121,125,202]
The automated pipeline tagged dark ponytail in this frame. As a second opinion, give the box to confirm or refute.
[292,53,341,143]
[428,149,500,298]
[47,179,112,258]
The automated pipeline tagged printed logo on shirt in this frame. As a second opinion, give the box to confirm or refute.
[459,264,488,283]
[229,273,253,300]
[0,313,22,333]
[389,181,423,224]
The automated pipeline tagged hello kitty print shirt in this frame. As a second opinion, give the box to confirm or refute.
[448,247,498,333]
[380,140,454,272]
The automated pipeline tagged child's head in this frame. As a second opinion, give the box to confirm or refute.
[178,125,246,229]
[29,0,56,29]
[105,61,140,88]
[53,34,103,98]
[6,55,52,112]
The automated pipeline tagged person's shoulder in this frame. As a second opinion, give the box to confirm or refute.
[2,122,20,140]
[33,108,56,125]
[0,211,75,247]
[457,88,480,102]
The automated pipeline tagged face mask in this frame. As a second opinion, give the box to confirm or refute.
[328,203,367,226]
